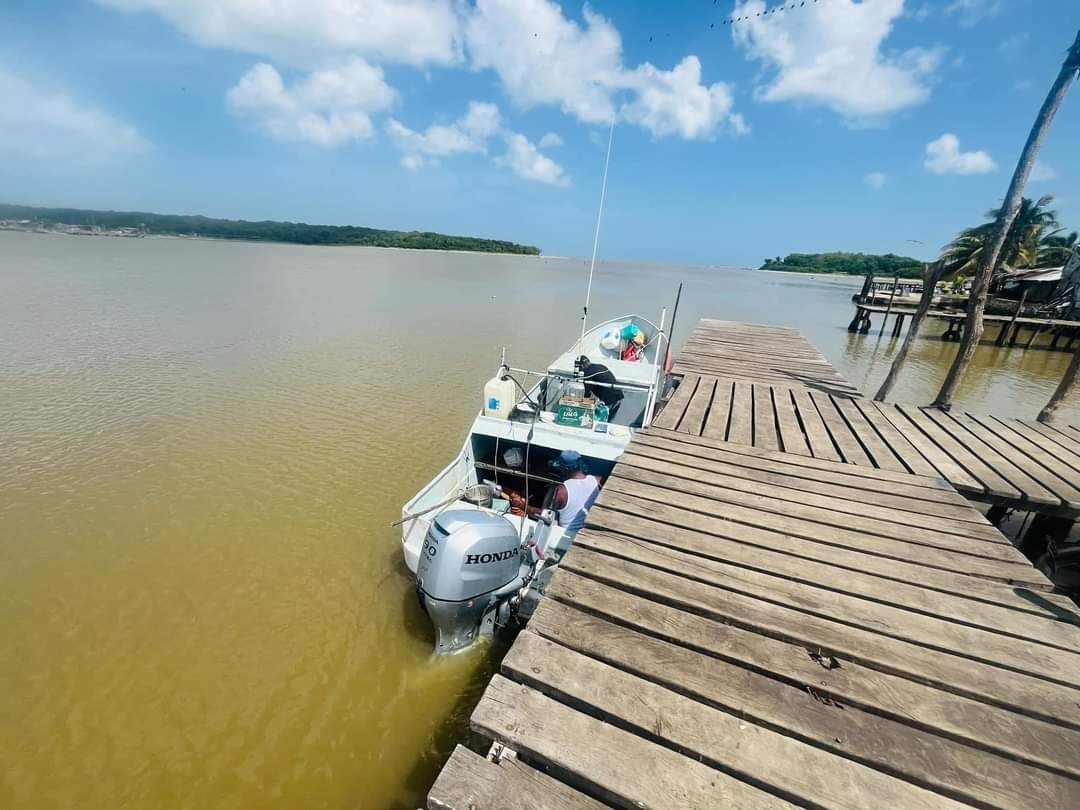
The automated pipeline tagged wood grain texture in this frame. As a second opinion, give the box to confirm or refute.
[427,746,607,810]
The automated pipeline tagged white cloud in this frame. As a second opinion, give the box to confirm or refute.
[387,100,501,168]
[998,32,1030,64]
[498,132,570,186]
[865,172,888,189]
[226,58,396,146]
[946,0,1002,27]
[466,0,745,140]
[924,133,997,175]
[388,100,568,185]
[1030,162,1057,182]
[466,0,621,124]
[731,0,944,125]
[0,69,148,160]
[96,0,463,67]
[620,56,747,139]
[538,132,563,148]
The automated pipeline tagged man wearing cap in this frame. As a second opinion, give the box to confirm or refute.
[578,356,623,419]
[509,450,600,533]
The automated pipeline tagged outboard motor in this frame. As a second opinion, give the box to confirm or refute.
[416,510,529,654]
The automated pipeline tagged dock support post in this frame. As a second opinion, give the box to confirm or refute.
[892,312,905,337]
[942,318,963,341]
[998,290,1027,346]
[1025,325,1044,349]
[879,273,899,336]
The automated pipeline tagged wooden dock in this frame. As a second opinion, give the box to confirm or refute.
[851,303,1080,348]
[672,319,861,397]
[426,320,1080,809]
[657,322,1080,517]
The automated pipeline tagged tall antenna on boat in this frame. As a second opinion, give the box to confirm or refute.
[577,117,616,357]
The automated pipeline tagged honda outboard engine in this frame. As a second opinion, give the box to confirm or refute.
[416,510,529,654]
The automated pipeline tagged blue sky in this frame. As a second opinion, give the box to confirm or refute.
[1,1,1077,265]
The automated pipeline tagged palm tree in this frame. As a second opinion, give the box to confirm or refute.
[932,29,1080,410]
[940,195,1060,276]
[1039,230,1079,266]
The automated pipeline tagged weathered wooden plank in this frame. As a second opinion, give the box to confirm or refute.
[771,386,812,456]
[678,376,715,436]
[849,397,943,478]
[652,373,698,431]
[624,437,985,523]
[700,377,733,439]
[809,389,874,465]
[578,524,1080,651]
[896,405,1027,503]
[832,395,909,472]
[616,448,1005,540]
[525,601,1080,807]
[544,572,1080,780]
[606,469,1018,559]
[586,504,1073,620]
[991,416,1080,477]
[1019,418,1080,458]
[989,419,1080,501]
[504,631,970,810]
[920,407,1062,506]
[558,548,1080,728]
[752,383,781,450]
[574,531,1080,680]
[642,427,970,497]
[790,387,844,461]
[594,490,1049,592]
[940,411,1073,508]
[727,379,754,445]
[471,675,794,809]
[868,404,986,495]
[427,746,606,810]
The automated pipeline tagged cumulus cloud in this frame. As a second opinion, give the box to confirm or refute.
[865,172,888,189]
[946,0,1002,27]
[226,58,396,146]
[498,132,570,186]
[466,0,745,140]
[620,56,747,139]
[387,100,501,168]
[731,0,944,125]
[924,133,997,175]
[388,100,568,185]
[96,0,463,67]
[0,69,148,160]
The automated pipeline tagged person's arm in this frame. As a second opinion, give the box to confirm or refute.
[511,484,566,518]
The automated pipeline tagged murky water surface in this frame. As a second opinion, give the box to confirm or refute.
[1,232,1076,809]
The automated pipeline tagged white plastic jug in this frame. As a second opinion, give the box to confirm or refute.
[483,375,517,418]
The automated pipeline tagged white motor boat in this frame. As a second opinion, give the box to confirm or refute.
[399,313,669,653]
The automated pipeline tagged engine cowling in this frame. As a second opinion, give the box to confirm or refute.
[416,510,526,654]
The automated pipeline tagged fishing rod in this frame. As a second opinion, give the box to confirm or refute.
[574,116,616,366]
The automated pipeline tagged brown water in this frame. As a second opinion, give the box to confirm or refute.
[1,231,1076,809]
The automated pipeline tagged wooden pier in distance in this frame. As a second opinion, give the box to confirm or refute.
[850,303,1080,348]
[426,320,1080,809]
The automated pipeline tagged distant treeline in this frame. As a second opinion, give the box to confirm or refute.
[0,203,541,255]
[761,252,924,278]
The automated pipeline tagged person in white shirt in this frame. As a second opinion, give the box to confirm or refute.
[509,450,600,532]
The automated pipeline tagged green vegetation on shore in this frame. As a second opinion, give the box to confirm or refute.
[0,203,541,255]
[761,252,924,278]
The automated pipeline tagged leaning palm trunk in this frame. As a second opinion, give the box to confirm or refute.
[874,262,945,401]
[932,29,1080,409]
[1038,349,1080,424]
